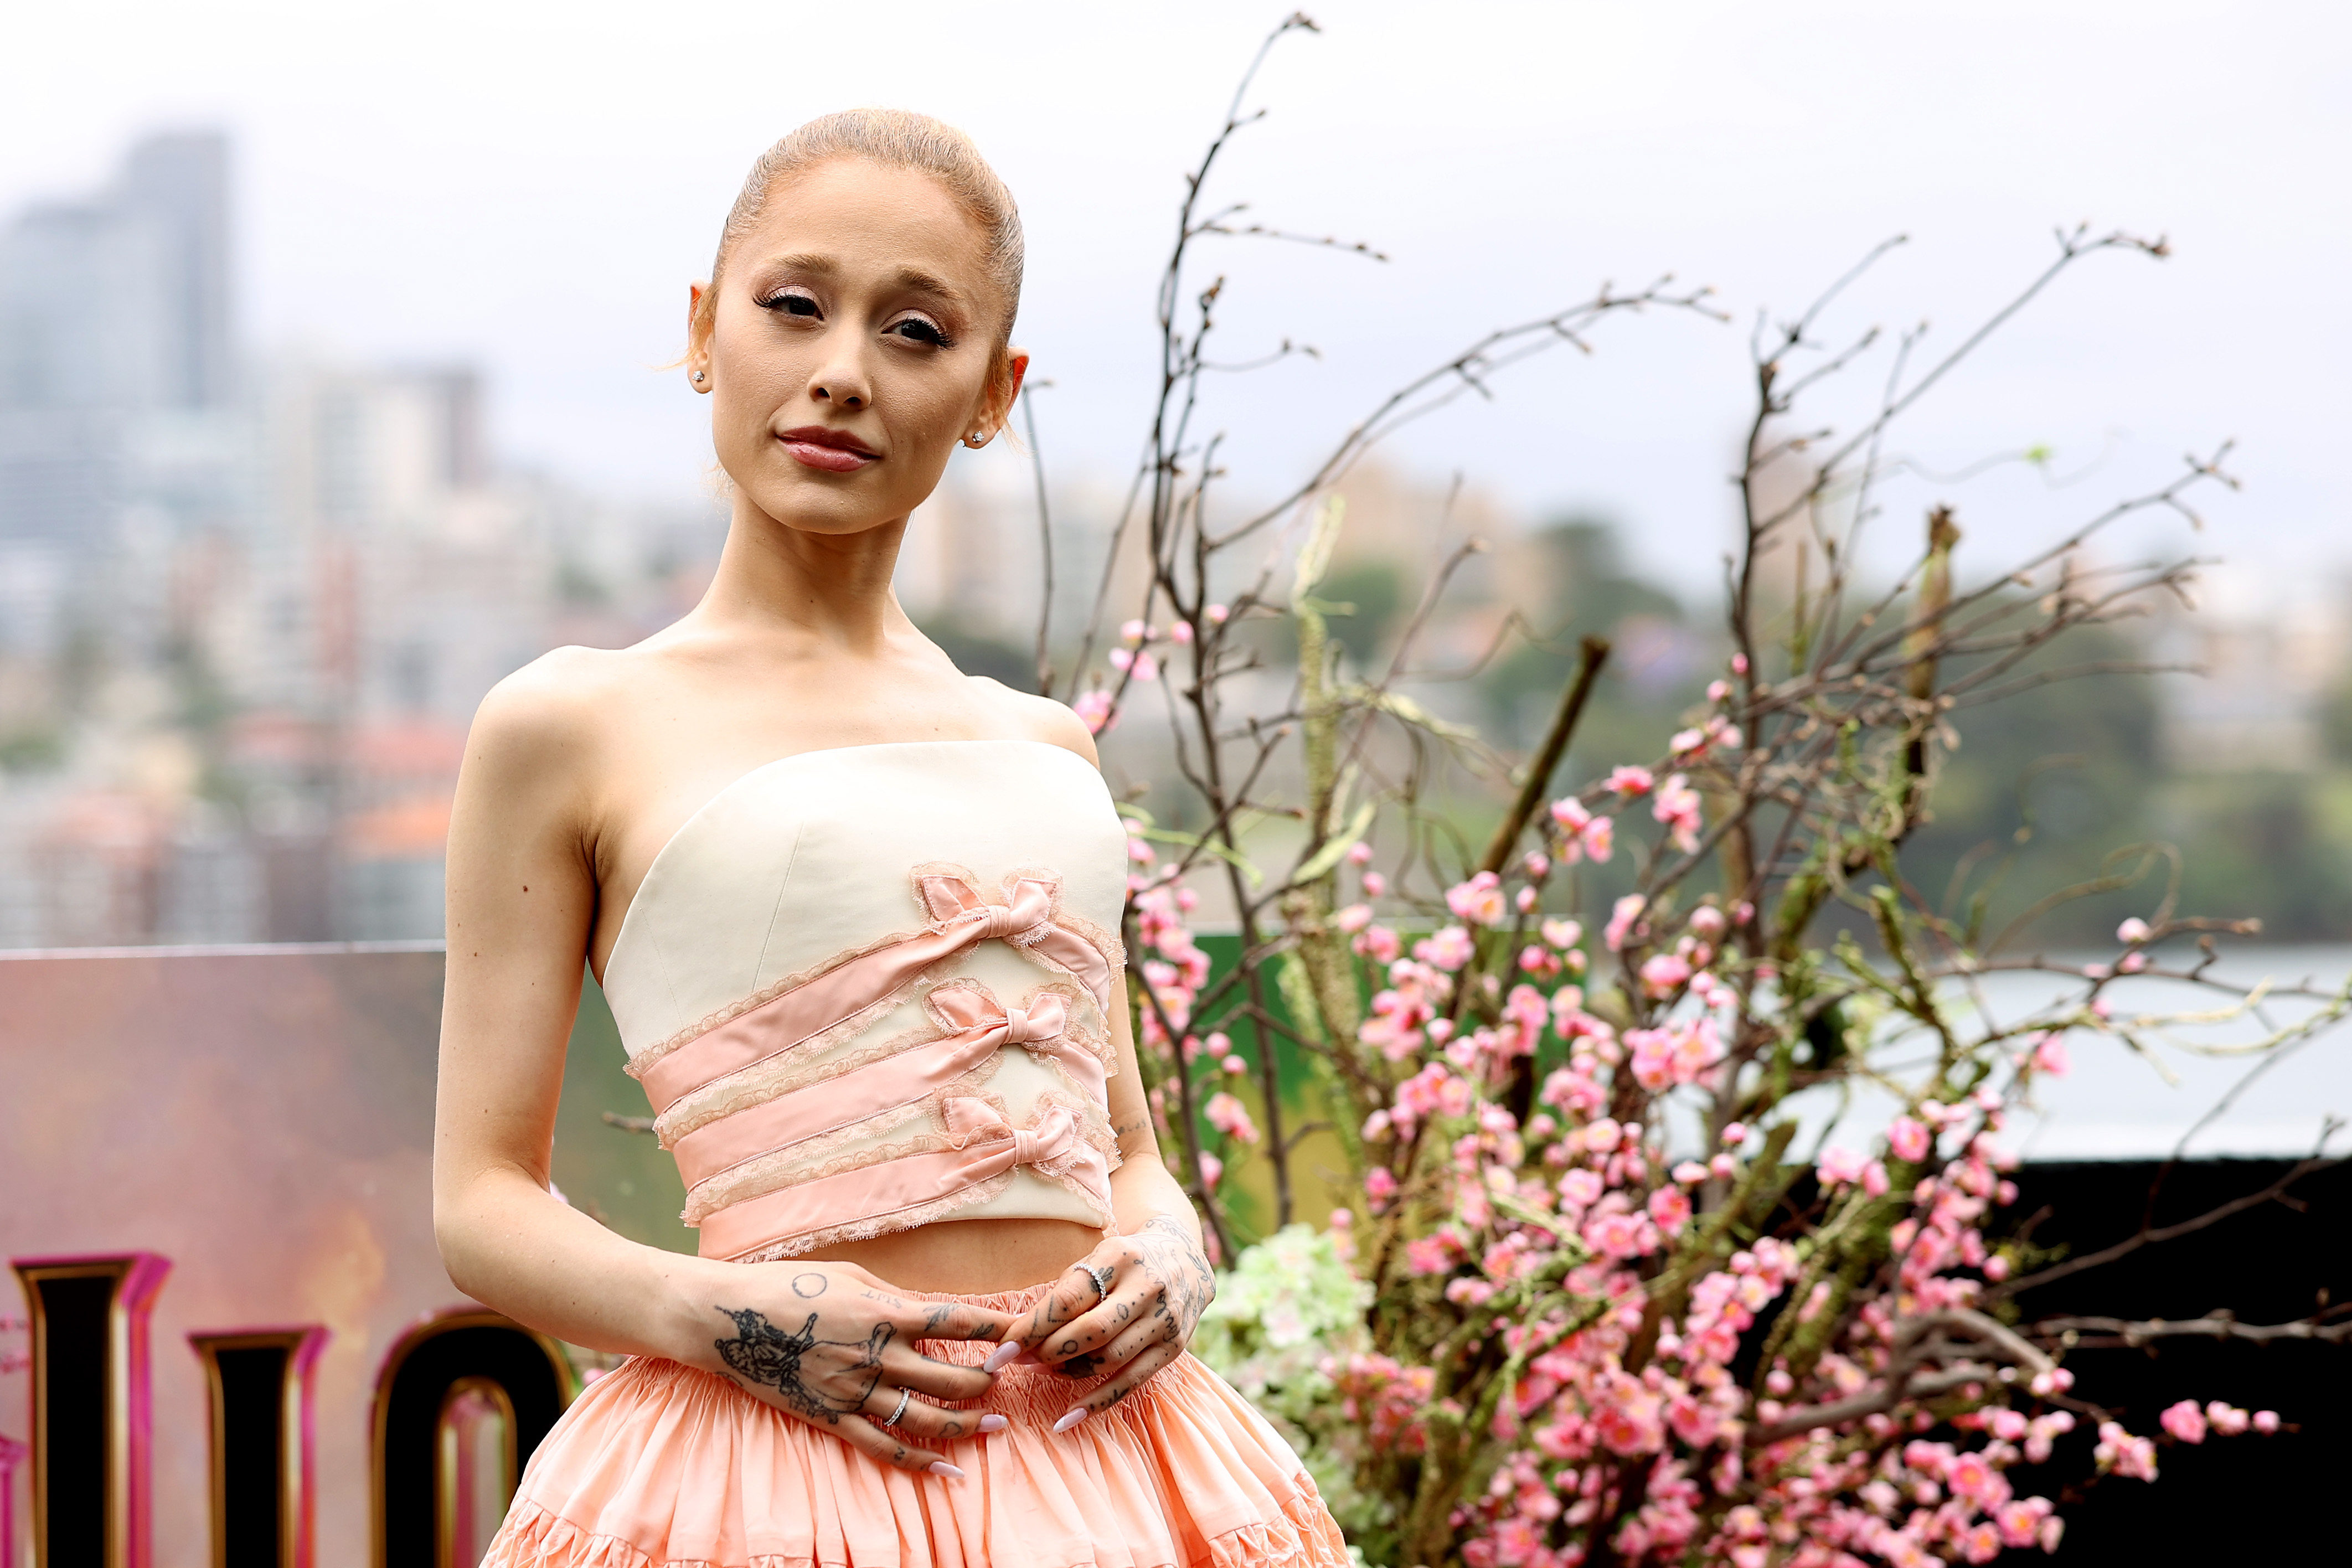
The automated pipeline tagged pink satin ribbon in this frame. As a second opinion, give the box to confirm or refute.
[670,987,1105,1191]
[635,871,1111,1116]
[696,1097,1111,1261]
[917,872,1113,1015]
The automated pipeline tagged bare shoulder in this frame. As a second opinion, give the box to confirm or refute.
[966,677,1101,768]
[458,644,644,825]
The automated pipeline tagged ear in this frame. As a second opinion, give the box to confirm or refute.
[687,281,714,391]
[979,347,1030,439]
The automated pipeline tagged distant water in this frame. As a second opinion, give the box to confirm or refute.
[1770,944,2352,1164]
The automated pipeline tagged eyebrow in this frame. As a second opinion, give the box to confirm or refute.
[755,254,970,306]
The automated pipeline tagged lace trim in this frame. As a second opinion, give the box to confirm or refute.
[683,1086,1117,1231]
[656,976,945,1145]
[656,977,1109,1147]
[625,921,934,1079]
[723,1171,1020,1262]
[678,1069,1003,1224]
[631,862,1124,1085]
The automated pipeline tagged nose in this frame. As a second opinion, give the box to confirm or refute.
[808,347,871,411]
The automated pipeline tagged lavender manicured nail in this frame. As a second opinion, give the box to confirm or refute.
[983,1342,1022,1374]
[1052,1408,1089,1433]
[929,1461,967,1480]
[978,1413,1009,1434]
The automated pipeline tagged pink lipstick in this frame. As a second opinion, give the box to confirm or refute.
[778,425,880,472]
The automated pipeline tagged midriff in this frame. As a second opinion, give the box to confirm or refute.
[795,1215,1104,1293]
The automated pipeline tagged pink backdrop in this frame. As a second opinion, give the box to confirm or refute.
[0,944,686,1565]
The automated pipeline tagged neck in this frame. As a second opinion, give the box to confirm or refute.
[697,491,913,651]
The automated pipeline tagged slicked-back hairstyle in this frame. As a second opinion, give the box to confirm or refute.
[693,109,1024,379]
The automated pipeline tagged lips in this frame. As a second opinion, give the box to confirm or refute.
[777,425,880,473]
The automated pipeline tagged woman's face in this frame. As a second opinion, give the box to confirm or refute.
[689,157,1022,537]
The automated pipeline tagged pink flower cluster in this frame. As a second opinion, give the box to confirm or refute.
[1117,707,2286,1568]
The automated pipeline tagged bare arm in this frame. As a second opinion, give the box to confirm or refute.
[431,656,1012,1473]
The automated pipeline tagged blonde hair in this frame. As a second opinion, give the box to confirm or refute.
[693,109,1024,380]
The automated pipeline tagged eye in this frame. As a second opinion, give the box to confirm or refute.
[758,287,821,318]
[886,313,954,348]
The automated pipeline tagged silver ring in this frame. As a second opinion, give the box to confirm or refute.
[1075,1262,1113,1303]
[886,1386,913,1427]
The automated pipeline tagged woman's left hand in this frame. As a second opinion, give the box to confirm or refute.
[997,1214,1218,1426]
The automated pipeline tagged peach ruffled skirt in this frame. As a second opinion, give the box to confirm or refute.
[482,1283,1350,1568]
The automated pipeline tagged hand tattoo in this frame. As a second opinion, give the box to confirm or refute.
[713,1306,892,1425]
[1136,1215,1217,1340]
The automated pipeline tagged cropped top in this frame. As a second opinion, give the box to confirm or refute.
[601,740,1132,1263]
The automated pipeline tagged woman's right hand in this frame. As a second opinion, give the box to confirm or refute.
[678,1258,1015,1476]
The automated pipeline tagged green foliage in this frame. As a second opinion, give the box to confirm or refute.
[1192,1225,1389,1550]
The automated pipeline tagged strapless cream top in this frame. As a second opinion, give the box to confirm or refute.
[602,740,1131,1263]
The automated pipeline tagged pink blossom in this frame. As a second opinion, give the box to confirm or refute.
[2094,1421,2159,1481]
[1405,1235,1457,1276]
[1549,796,1592,833]
[1204,1091,1259,1144]
[1521,850,1549,879]
[1606,765,1655,798]
[1541,917,1584,950]
[1648,1185,1693,1232]
[1361,869,1387,898]
[1071,688,1116,734]
[1585,1209,1659,1260]
[1336,903,1374,933]
[1198,1152,1224,1190]
[1862,1159,1890,1196]
[1556,1168,1603,1210]
[1130,651,1160,682]
[2206,1402,2250,1436]
[1119,618,1148,644]
[1889,1115,1931,1164]
[2158,1400,2207,1445]
[1168,620,1194,645]
[1417,926,1477,971]
[1731,652,1750,674]
[1639,952,1693,998]
[1205,602,1229,623]
[1518,945,1561,980]
[1653,773,1704,853]
[1222,1054,1249,1075]
[1447,871,1509,927]
[1580,815,1615,862]
[1817,1146,1869,1187]
[1688,905,1727,941]
[1721,1122,1748,1146]
[1707,678,1731,702]
[1605,895,1647,953]
[2117,916,2152,944]
[1591,1375,1666,1454]
[1354,924,1402,964]
[1673,1160,1709,1185]
[2253,1409,2281,1433]
[2033,1033,2070,1076]
[1669,727,1706,758]
[1994,1498,2051,1548]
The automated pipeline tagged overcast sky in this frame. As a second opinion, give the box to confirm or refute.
[7,0,2346,602]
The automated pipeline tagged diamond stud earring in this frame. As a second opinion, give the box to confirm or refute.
[693,370,706,383]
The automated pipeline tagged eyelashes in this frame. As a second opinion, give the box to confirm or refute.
[888,317,955,348]
[755,288,956,348]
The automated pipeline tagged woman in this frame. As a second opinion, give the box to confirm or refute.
[434,110,1350,1568]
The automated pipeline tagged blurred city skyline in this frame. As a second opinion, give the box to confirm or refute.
[1,6,2349,951]
[2,1,2346,600]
